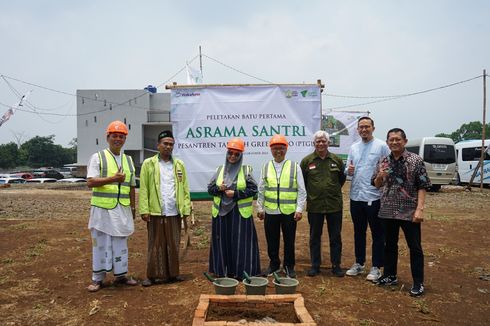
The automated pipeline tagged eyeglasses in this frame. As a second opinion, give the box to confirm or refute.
[227,151,241,157]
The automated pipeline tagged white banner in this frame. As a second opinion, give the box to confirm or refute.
[171,85,321,193]
[321,110,368,161]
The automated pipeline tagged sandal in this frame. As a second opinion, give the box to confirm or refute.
[114,276,138,286]
[87,281,102,292]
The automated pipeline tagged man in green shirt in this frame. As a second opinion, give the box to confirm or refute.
[300,130,346,277]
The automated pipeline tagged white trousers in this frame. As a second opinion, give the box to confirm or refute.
[90,229,129,282]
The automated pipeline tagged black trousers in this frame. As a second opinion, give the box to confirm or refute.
[350,200,385,267]
[264,213,297,270]
[308,211,343,268]
[383,218,424,284]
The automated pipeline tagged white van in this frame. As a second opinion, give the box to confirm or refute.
[406,137,457,191]
[454,139,490,185]
[59,166,78,178]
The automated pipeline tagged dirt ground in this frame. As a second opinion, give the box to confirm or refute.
[0,183,489,325]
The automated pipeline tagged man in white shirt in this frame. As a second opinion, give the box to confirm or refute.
[139,130,191,286]
[345,117,390,281]
[86,120,137,292]
[257,134,306,278]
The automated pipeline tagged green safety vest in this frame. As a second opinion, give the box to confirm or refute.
[212,165,253,218]
[91,149,135,209]
[263,160,298,215]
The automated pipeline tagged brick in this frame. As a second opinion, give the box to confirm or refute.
[245,295,266,303]
[294,296,305,308]
[191,317,205,326]
[194,307,206,318]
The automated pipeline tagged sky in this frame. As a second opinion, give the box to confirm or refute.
[0,0,489,147]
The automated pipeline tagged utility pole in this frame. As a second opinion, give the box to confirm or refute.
[199,45,203,81]
[480,69,487,191]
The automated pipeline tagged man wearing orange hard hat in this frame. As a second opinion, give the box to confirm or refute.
[257,134,306,278]
[86,120,138,292]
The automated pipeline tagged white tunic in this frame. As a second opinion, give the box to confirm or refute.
[87,151,135,237]
[159,159,178,216]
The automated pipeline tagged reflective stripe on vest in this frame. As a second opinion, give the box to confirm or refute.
[212,165,253,218]
[91,149,134,209]
[263,160,298,215]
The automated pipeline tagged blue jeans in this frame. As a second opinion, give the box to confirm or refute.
[350,199,385,267]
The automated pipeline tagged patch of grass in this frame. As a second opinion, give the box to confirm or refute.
[359,298,376,305]
[2,258,14,264]
[193,226,206,237]
[414,299,431,314]
[25,239,48,258]
[8,223,30,230]
[359,319,374,326]
[196,237,209,250]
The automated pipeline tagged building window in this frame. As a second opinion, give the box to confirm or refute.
[94,116,97,123]
[124,118,127,124]
[85,120,88,127]
[81,97,85,104]
[96,138,98,145]
[104,99,107,107]
[128,124,131,130]
[128,99,132,106]
[109,103,112,110]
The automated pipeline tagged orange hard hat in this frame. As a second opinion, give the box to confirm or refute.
[227,138,245,152]
[106,120,128,135]
[269,134,288,148]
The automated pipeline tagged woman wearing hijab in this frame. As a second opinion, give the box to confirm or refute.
[207,138,261,279]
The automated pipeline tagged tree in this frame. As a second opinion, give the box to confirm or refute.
[19,135,74,168]
[435,121,490,143]
[0,142,19,169]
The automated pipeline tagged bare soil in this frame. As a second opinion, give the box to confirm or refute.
[0,183,489,325]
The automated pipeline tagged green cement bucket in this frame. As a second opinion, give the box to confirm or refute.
[243,277,269,295]
[213,277,239,295]
[273,277,299,294]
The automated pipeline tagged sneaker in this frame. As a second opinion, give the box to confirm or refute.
[376,275,398,286]
[285,267,296,278]
[306,268,320,277]
[332,265,345,277]
[346,263,365,276]
[366,267,381,282]
[141,279,153,287]
[263,266,281,276]
[409,283,425,297]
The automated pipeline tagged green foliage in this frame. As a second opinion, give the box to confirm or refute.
[435,121,490,143]
[0,142,19,169]
[0,136,76,169]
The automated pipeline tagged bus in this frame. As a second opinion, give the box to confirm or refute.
[406,137,457,191]
[454,139,490,186]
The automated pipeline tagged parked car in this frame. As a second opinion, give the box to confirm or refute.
[0,177,27,184]
[57,178,87,183]
[59,166,79,178]
[26,178,58,183]
[9,172,34,179]
[32,169,64,180]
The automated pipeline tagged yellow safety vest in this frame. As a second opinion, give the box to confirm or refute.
[212,165,253,218]
[91,149,135,209]
[263,160,298,215]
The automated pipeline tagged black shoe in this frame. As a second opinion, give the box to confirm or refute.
[306,268,320,277]
[285,268,296,278]
[332,265,345,277]
[263,266,281,276]
[141,278,154,287]
[165,275,184,284]
[376,275,398,286]
[409,283,425,297]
